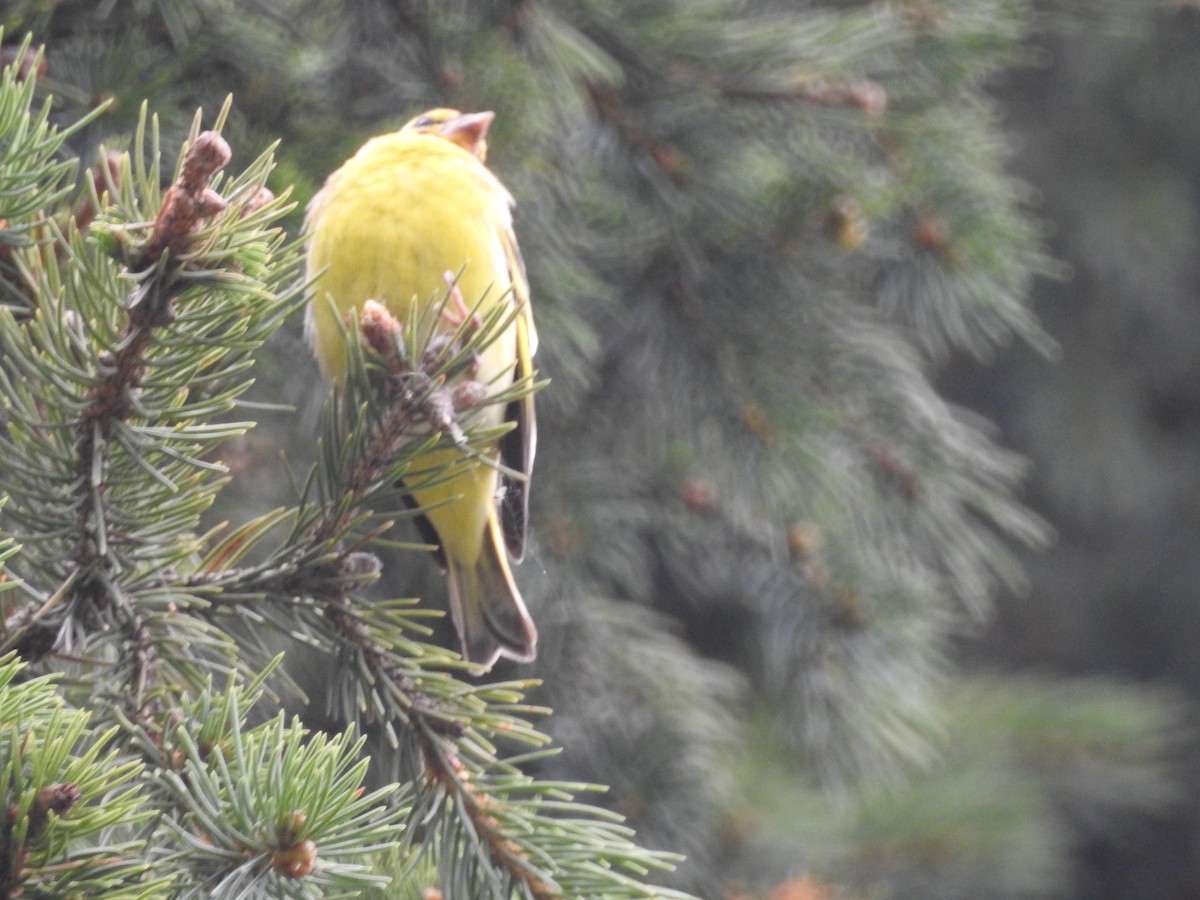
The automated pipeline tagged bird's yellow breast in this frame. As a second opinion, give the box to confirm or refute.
[305,131,517,386]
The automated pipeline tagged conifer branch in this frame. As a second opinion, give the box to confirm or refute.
[172,291,687,895]
[238,300,584,889]
[10,133,236,727]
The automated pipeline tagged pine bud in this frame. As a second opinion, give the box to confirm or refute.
[341,551,382,586]
[194,188,228,218]
[140,132,232,266]
[181,131,232,189]
[649,143,687,182]
[359,300,403,361]
[741,402,774,441]
[239,186,275,218]
[27,783,82,839]
[913,214,963,268]
[786,522,822,561]
[796,77,887,116]
[343,551,382,577]
[451,380,488,412]
[272,838,317,879]
[680,478,716,513]
[844,79,887,116]
[825,195,868,250]
[914,214,950,252]
[0,45,46,83]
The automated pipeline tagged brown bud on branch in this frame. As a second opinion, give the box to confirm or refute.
[0,44,47,83]
[358,300,404,363]
[27,783,83,840]
[809,78,886,114]
[138,131,231,266]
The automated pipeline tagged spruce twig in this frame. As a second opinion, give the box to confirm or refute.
[11,133,234,726]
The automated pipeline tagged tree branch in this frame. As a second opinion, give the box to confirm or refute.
[9,134,233,720]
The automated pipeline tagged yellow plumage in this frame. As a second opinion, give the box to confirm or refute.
[305,108,538,668]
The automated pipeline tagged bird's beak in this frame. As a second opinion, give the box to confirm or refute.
[441,111,495,159]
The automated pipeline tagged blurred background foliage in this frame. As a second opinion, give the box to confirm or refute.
[4,0,1199,896]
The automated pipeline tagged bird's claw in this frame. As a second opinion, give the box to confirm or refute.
[441,271,484,331]
[434,271,484,376]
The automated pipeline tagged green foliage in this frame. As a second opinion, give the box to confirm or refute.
[0,654,163,897]
[0,3,1188,898]
[153,676,404,898]
[0,39,71,231]
[730,676,1183,899]
[0,102,303,697]
[0,34,102,310]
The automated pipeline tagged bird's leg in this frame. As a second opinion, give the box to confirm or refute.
[440,270,484,331]
[437,271,483,377]
[417,273,493,443]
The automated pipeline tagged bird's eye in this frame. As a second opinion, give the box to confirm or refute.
[413,116,436,128]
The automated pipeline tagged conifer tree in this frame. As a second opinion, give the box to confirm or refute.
[0,2,1184,897]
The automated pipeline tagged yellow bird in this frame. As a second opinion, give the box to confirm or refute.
[305,108,538,668]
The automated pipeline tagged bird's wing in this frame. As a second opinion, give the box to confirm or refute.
[498,223,536,562]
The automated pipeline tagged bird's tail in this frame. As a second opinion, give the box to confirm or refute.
[446,511,537,669]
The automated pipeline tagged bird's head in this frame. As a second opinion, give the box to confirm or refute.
[401,107,495,161]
